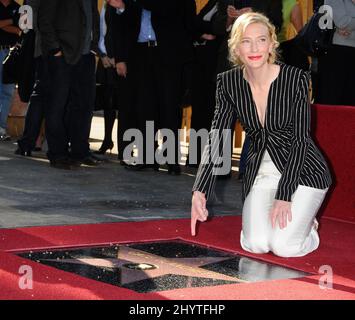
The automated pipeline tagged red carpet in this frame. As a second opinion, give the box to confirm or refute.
[311,104,355,223]
[1,105,353,300]
[1,216,354,300]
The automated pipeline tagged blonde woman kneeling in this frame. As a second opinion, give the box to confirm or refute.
[191,12,332,258]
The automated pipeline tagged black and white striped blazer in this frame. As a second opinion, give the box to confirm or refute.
[192,63,332,202]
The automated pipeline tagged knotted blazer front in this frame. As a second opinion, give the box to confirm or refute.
[192,63,332,202]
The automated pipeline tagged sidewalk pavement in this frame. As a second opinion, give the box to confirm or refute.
[0,115,243,229]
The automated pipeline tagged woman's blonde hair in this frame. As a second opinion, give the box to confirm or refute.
[228,12,280,67]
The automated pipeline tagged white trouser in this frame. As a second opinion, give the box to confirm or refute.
[240,151,328,258]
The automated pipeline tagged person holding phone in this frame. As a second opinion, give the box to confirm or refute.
[212,0,283,74]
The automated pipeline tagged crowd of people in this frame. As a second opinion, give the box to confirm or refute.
[0,0,353,168]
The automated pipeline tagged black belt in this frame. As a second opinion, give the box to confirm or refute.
[137,40,158,48]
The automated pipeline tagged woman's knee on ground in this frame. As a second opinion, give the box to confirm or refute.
[270,238,304,258]
[241,231,270,254]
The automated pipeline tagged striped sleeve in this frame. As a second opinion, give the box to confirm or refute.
[275,71,311,201]
[192,73,236,200]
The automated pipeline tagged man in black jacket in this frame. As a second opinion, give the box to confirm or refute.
[38,0,100,169]
[108,0,196,174]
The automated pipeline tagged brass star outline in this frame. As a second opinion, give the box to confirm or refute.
[41,245,247,285]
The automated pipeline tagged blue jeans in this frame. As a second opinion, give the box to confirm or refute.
[0,49,16,130]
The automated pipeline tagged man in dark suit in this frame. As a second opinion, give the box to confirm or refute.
[38,0,100,169]
[108,0,196,174]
